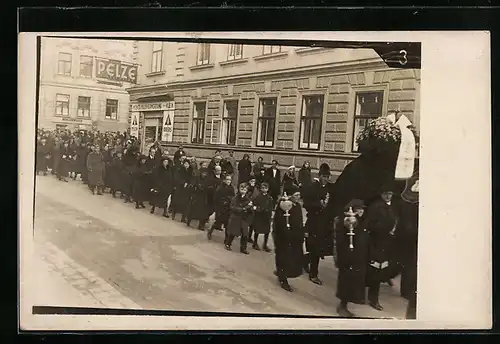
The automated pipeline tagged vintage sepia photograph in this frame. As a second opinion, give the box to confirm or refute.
[19,31,491,331]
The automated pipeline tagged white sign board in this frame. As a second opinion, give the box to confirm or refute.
[131,101,175,112]
[130,112,140,138]
[161,110,174,142]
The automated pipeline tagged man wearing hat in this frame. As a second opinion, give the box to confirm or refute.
[335,199,370,317]
[365,181,399,311]
[302,162,335,285]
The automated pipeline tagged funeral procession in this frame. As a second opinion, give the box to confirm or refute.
[34,37,420,319]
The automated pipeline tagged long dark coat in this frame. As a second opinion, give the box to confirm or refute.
[335,216,370,304]
[74,145,88,174]
[86,152,105,186]
[273,202,305,279]
[108,156,124,192]
[303,180,335,257]
[282,173,300,196]
[365,198,399,285]
[226,194,254,237]
[51,143,61,173]
[238,158,252,183]
[298,167,312,191]
[188,174,214,221]
[170,165,193,214]
[102,150,113,187]
[252,193,274,234]
[57,146,74,177]
[398,199,419,301]
[132,163,152,202]
[35,142,51,173]
[150,165,173,208]
[208,174,223,214]
[120,152,137,195]
[213,183,235,225]
[264,167,281,203]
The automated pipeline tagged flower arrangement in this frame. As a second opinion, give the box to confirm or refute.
[356,117,402,154]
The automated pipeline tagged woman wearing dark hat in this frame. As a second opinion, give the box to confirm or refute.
[149,157,173,217]
[335,199,370,317]
[131,155,151,209]
[365,181,399,311]
[272,186,305,292]
[302,162,335,285]
[185,167,213,230]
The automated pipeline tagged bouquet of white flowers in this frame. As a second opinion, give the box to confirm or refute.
[355,117,402,154]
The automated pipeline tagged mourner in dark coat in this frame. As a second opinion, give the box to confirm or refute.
[80,143,92,184]
[282,166,300,196]
[365,183,399,311]
[251,182,274,252]
[255,168,266,188]
[171,159,193,222]
[298,161,313,192]
[238,154,252,184]
[208,155,223,173]
[150,157,174,217]
[207,174,235,240]
[272,187,305,292]
[252,156,264,177]
[246,175,260,244]
[121,148,138,203]
[302,163,335,285]
[224,182,255,254]
[264,160,281,205]
[86,145,106,195]
[173,145,186,165]
[51,139,62,176]
[57,141,74,182]
[74,142,88,179]
[335,199,370,317]
[132,155,152,209]
[36,138,51,175]
[186,167,214,230]
[102,144,113,190]
[108,152,124,197]
[207,166,224,216]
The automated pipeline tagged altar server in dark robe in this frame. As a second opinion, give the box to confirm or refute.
[272,187,305,292]
[150,157,173,217]
[335,199,370,317]
[251,182,274,252]
[365,183,399,311]
[132,155,152,209]
[57,141,73,182]
[207,174,235,240]
[35,138,51,175]
[171,159,193,222]
[302,163,335,285]
[186,167,213,231]
[86,145,105,195]
[225,182,255,254]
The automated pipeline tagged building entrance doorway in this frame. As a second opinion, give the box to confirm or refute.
[142,113,163,152]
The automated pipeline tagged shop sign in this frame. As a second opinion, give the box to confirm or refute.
[131,101,175,112]
[161,109,174,142]
[96,58,138,84]
[130,112,140,138]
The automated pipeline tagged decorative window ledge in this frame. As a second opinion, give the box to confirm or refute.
[146,71,166,77]
[253,51,289,62]
[295,47,327,55]
[219,58,249,67]
[189,63,215,71]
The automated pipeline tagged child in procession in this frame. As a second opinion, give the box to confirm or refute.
[250,182,274,252]
[224,182,255,254]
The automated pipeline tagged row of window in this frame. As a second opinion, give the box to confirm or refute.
[151,42,289,73]
[189,90,384,152]
[56,53,94,77]
[54,94,119,120]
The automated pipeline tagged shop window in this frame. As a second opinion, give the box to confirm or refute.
[55,94,70,117]
[57,53,72,76]
[191,102,206,144]
[79,55,93,78]
[221,100,238,145]
[256,98,277,147]
[352,91,384,152]
[151,41,163,73]
[77,96,91,118]
[105,99,118,120]
[197,43,211,65]
[228,44,243,60]
[299,95,324,150]
[262,45,282,55]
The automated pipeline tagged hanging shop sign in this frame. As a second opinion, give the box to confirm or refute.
[96,58,138,84]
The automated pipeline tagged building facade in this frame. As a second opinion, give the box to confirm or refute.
[38,37,138,132]
[127,42,421,177]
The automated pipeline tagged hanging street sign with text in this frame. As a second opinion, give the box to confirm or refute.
[96,58,138,84]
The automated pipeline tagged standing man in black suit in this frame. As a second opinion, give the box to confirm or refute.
[264,160,281,206]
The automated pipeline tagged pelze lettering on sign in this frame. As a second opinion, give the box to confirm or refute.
[96,58,138,84]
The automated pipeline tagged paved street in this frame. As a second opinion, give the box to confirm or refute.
[33,175,408,318]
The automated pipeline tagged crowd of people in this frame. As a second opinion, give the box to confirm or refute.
[35,128,418,319]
